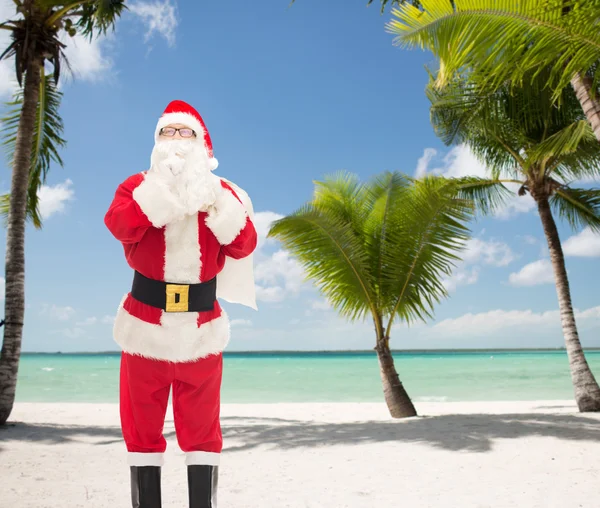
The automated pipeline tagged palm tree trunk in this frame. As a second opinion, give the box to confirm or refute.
[374,337,417,418]
[537,197,600,412]
[571,72,600,144]
[0,59,42,426]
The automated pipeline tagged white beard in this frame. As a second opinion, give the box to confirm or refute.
[149,140,220,213]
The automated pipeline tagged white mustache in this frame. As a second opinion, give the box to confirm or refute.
[150,140,211,176]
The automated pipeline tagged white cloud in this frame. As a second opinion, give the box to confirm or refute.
[508,259,555,287]
[231,319,252,328]
[443,236,515,292]
[563,228,600,258]
[0,1,19,99]
[255,249,307,302]
[60,33,113,83]
[253,211,284,249]
[578,306,600,320]
[38,179,75,219]
[431,305,600,338]
[129,0,178,47]
[41,304,75,321]
[311,299,331,311]
[415,144,536,218]
[415,148,437,179]
[0,0,111,92]
[462,237,516,267]
[62,327,86,339]
[255,285,286,303]
[443,266,480,292]
[102,315,115,325]
[251,211,310,303]
[76,317,97,326]
[0,0,179,98]
[304,298,332,316]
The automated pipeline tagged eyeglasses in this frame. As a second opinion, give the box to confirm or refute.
[159,127,197,138]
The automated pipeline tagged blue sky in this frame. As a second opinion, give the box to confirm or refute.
[1,0,599,353]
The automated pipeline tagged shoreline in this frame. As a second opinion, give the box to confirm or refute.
[5,399,586,414]
[3,400,600,507]
[20,347,597,355]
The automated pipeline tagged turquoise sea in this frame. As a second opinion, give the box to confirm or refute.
[15,350,600,403]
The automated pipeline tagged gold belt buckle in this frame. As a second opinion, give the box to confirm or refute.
[165,284,190,312]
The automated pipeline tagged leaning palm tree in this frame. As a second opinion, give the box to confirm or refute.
[427,71,600,411]
[0,0,126,426]
[387,0,600,141]
[268,172,474,418]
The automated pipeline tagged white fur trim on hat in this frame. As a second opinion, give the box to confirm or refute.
[205,187,248,245]
[209,157,219,171]
[155,112,206,142]
[113,302,231,362]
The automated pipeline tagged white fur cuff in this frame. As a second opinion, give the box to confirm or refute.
[133,174,186,228]
[128,452,165,467]
[205,189,248,245]
[185,451,221,466]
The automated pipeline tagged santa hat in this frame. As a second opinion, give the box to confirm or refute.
[155,100,219,171]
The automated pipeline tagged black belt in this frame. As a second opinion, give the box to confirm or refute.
[131,271,216,313]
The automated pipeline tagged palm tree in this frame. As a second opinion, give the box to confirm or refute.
[1,73,66,228]
[427,71,600,411]
[0,0,126,426]
[386,1,600,142]
[268,172,474,418]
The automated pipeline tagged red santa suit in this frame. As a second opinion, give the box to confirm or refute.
[104,100,257,507]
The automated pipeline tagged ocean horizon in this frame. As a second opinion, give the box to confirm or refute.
[14,349,600,404]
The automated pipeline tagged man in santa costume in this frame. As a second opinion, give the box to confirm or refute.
[104,100,257,508]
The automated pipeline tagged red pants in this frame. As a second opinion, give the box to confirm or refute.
[119,352,223,467]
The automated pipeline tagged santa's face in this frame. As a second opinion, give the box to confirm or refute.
[150,123,212,178]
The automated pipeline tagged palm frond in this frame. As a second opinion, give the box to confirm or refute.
[528,120,595,166]
[428,66,600,185]
[269,172,475,342]
[387,0,600,100]
[289,0,421,13]
[369,0,421,12]
[312,171,374,238]
[268,202,377,323]
[381,175,473,333]
[550,139,600,183]
[1,71,65,228]
[551,187,600,233]
[363,171,414,309]
[452,176,518,216]
[75,0,128,38]
[426,74,529,178]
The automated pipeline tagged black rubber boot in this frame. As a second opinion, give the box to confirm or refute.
[130,466,162,508]
[188,465,218,507]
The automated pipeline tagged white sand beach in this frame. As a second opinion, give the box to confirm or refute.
[2,401,600,508]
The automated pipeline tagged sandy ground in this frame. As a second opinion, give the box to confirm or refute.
[1,401,600,508]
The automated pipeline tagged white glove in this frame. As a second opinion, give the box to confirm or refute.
[176,169,222,215]
[156,156,186,177]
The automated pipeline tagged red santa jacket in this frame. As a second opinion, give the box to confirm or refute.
[105,171,257,362]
